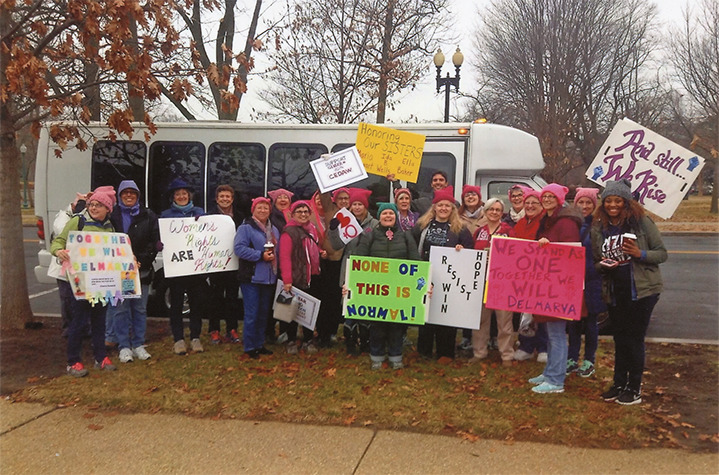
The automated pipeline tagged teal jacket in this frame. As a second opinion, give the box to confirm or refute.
[591,215,667,302]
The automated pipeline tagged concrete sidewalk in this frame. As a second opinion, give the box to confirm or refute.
[1,400,716,474]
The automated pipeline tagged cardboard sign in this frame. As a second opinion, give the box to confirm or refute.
[273,280,321,331]
[159,215,239,278]
[355,123,426,183]
[586,118,706,219]
[66,231,141,305]
[343,256,430,325]
[485,237,585,320]
[333,208,363,245]
[427,247,487,330]
[310,147,368,193]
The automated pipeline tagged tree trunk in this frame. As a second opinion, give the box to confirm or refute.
[231,0,262,120]
[712,112,718,214]
[0,119,34,330]
[375,0,395,124]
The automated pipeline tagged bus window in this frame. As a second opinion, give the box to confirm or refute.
[208,143,265,218]
[331,143,389,213]
[91,141,147,198]
[268,143,328,199]
[487,180,531,210]
[148,141,206,214]
[411,152,457,200]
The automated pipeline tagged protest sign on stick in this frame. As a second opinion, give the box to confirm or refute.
[333,208,363,245]
[586,118,706,219]
[355,123,425,183]
[427,247,487,330]
[485,236,585,320]
[273,280,321,331]
[66,231,140,305]
[159,215,239,278]
[343,256,430,325]
[310,147,368,193]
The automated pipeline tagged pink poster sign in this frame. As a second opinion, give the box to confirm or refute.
[485,236,585,320]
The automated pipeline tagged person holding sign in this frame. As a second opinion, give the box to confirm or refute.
[591,179,667,406]
[234,197,280,359]
[528,184,582,394]
[566,187,606,378]
[106,180,159,363]
[279,201,327,354]
[329,188,377,356]
[412,186,473,360]
[351,203,421,370]
[510,189,548,363]
[51,186,118,377]
[160,178,207,356]
[471,198,514,366]
[393,188,419,232]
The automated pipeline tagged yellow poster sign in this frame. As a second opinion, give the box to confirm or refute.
[355,123,426,183]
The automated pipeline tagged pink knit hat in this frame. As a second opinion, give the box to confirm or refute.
[332,187,350,203]
[251,197,271,213]
[462,184,481,201]
[508,184,533,199]
[541,184,569,206]
[290,200,312,214]
[90,186,116,213]
[348,188,372,208]
[433,185,455,204]
[267,188,294,202]
[523,188,542,203]
[393,188,412,201]
[574,187,599,208]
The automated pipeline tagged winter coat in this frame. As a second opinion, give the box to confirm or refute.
[208,202,244,229]
[279,221,322,290]
[270,207,290,233]
[580,215,606,315]
[510,211,545,240]
[233,218,280,285]
[591,215,667,303]
[352,225,421,261]
[110,205,159,284]
[48,204,75,280]
[472,221,513,251]
[459,209,486,236]
[51,211,115,257]
[160,203,204,219]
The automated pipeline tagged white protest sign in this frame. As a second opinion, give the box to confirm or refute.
[586,118,706,219]
[159,215,239,278]
[333,207,363,245]
[66,231,141,305]
[427,247,487,330]
[274,280,321,331]
[310,147,369,193]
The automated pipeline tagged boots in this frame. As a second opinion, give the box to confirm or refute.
[344,324,359,356]
[359,324,370,354]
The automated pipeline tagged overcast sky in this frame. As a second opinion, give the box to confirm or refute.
[229,0,699,123]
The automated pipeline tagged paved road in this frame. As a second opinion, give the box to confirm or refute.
[20,227,719,342]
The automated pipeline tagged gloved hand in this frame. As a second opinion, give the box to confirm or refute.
[329,218,339,230]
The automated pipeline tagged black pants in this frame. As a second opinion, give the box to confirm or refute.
[208,271,240,333]
[314,259,342,344]
[610,293,659,392]
[168,275,205,342]
[418,323,456,359]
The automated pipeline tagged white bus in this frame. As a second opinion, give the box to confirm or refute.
[33,121,547,312]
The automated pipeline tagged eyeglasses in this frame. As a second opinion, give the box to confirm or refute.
[542,195,557,200]
[510,194,524,199]
[294,209,310,214]
[87,202,105,209]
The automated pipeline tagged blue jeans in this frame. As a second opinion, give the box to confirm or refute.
[106,284,150,350]
[240,283,274,352]
[568,313,598,363]
[543,319,568,387]
[369,322,403,363]
[517,322,548,353]
[67,298,107,365]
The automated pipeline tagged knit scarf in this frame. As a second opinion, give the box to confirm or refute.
[118,202,140,233]
[286,219,321,283]
[508,207,525,223]
[171,201,195,215]
[398,210,416,231]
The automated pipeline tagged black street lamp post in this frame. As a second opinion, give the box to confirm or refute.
[434,47,464,123]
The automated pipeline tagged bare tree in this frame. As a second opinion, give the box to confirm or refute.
[671,0,718,213]
[467,0,659,183]
[257,0,449,124]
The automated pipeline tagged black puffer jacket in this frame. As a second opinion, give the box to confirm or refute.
[110,206,160,284]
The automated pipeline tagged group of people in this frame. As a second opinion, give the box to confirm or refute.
[51,170,666,406]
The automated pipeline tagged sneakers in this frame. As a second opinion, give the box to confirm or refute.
[226,329,241,344]
[210,331,222,345]
[402,335,413,347]
[536,352,548,363]
[390,360,403,370]
[67,362,88,378]
[119,348,134,363]
[302,342,318,354]
[132,346,152,360]
[601,385,624,402]
[458,337,473,351]
[513,349,533,361]
[528,374,546,385]
[94,357,117,371]
[488,337,499,350]
[371,361,382,370]
[617,389,642,406]
[577,360,595,378]
[532,382,564,394]
[173,340,187,355]
[191,338,204,353]
[566,359,579,374]
[276,332,289,345]
[286,341,299,355]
